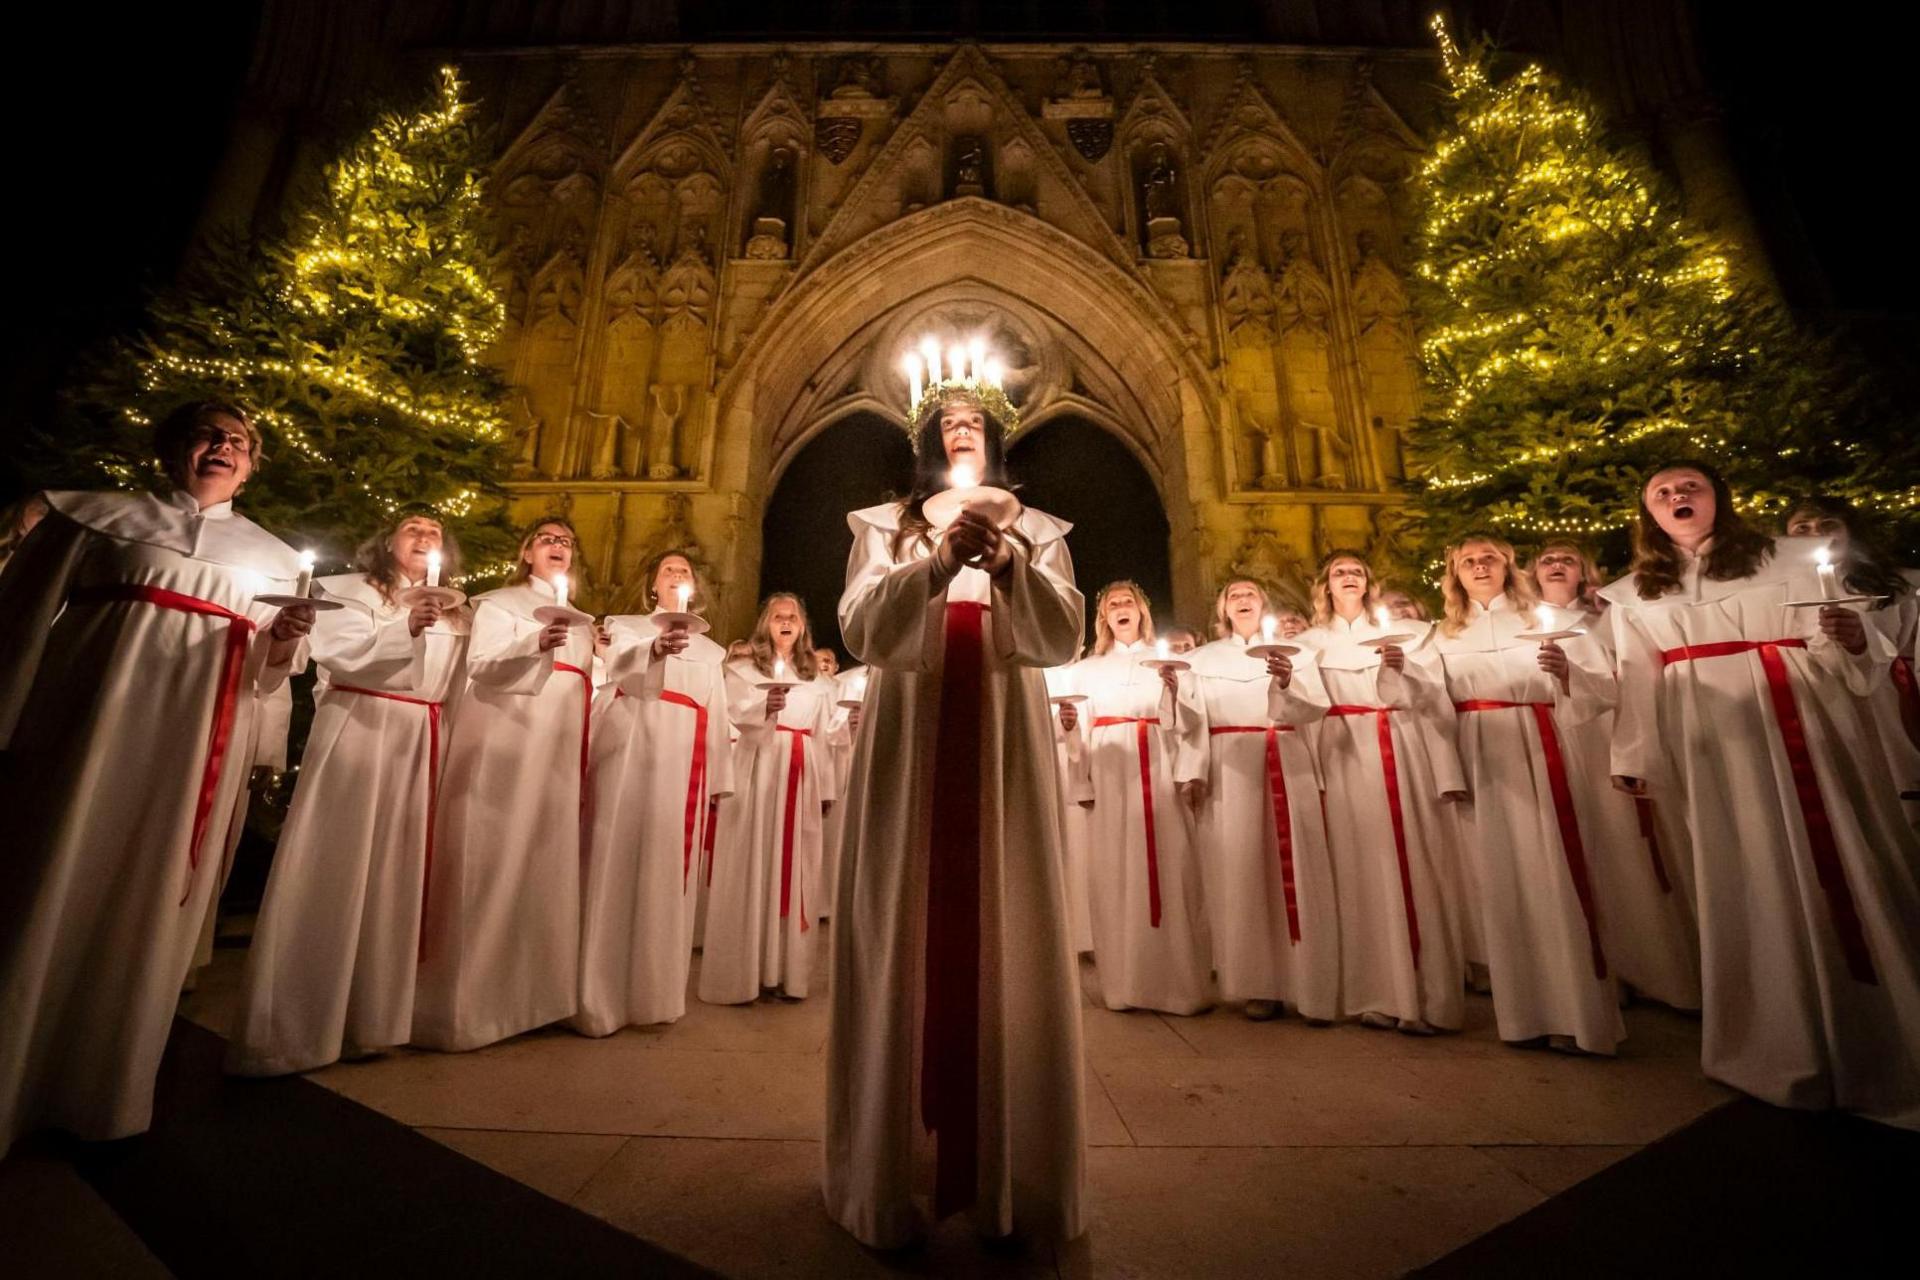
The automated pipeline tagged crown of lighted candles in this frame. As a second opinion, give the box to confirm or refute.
[901,332,1006,414]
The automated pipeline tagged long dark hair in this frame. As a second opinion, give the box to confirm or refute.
[889,399,1022,561]
[1783,494,1912,605]
[1629,460,1773,600]
[353,510,464,606]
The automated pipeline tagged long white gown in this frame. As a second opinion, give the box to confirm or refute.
[0,491,301,1151]
[1187,636,1339,1018]
[1557,607,1701,1011]
[1862,578,1920,823]
[575,613,735,1033]
[1432,598,1625,1052]
[1304,615,1467,1030]
[411,578,594,1051]
[824,502,1087,1249]
[1076,641,1214,1015]
[697,662,839,1003]
[228,573,468,1074]
[1044,664,1095,955]
[1603,537,1920,1126]
[817,665,866,920]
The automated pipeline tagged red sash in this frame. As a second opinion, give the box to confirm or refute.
[924,600,987,1218]
[1209,725,1301,943]
[1661,639,1876,984]
[1092,715,1164,927]
[1634,797,1674,894]
[774,724,813,932]
[332,685,443,961]
[72,582,258,904]
[553,662,593,824]
[1453,699,1607,979]
[1326,705,1419,967]
[661,690,711,889]
[1892,656,1919,749]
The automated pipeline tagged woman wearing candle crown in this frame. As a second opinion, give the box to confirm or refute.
[1604,463,1920,1126]
[229,510,470,1075]
[575,550,735,1033]
[1299,549,1469,1036]
[1431,535,1623,1055]
[0,400,312,1153]
[825,370,1086,1249]
[411,515,595,1052]
[700,592,838,1005]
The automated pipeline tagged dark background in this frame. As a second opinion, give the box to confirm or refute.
[6,1,1913,537]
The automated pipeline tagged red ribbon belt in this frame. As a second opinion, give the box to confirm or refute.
[1209,725,1301,943]
[1327,705,1419,968]
[1634,797,1674,895]
[1892,656,1920,750]
[924,600,986,1218]
[773,724,814,932]
[1661,639,1876,984]
[72,582,258,904]
[660,690,711,889]
[1093,715,1164,928]
[333,685,443,961]
[1453,699,1608,979]
[553,662,593,823]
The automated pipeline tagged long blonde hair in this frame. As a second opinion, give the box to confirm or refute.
[1211,578,1273,639]
[1440,534,1537,635]
[1525,540,1605,614]
[747,592,820,680]
[1309,549,1377,627]
[1090,580,1156,656]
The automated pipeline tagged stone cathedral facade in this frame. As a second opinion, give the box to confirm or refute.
[468,44,1434,633]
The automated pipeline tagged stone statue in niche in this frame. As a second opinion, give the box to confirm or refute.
[582,408,627,479]
[513,393,542,475]
[1301,420,1352,490]
[954,137,986,198]
[647,384,688,478]
[1141,144,1189,258]
[490,223,536,330]
[529,235,586,329]
[1350,230,1409,333]
[1273,231,1332,334]
[1065,53,1104,99]
[1219,230,1275,341]
[745,146,795,260]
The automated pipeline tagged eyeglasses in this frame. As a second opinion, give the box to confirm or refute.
[532,533,575,549]
[190,425,253,454]
[1536,553,1582,567]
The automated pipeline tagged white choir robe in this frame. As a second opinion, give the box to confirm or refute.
[1603,537,1920,1127]
[1044,663,1096,956]
[411,579,594,1051]
[825,502,1087,1249]
[817,665,864,920]
[0,491,301,1151]
[1556,609,1701,1011]
[228,573,469,1074]
[1304,615,1467,1030]
[698,663,839,1003]
[1076,642,1214,1015]
[1188,636,1339,1017]
[574,614,735,1033]
[1863,579,1920,823]
[1432,599,1625,1053]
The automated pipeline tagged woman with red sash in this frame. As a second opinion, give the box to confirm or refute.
[1604,461,1920,1127]
[1431,535,1623,1054]
[575,550,734,1032]
[0,401,312,1152]
[411,516,594,1051]
[699,593,837,1005]
[229,511,469,1075]
[825,383,1085,1249]
[1299,549,1469,1036]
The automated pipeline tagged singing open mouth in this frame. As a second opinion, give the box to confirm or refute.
[1672,504,1696,521]
[198,456,235,473]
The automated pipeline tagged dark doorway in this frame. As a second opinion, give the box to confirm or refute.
[1009,417,1173,646]
[758,412,913,660]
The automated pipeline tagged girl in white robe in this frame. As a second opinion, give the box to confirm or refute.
[699,595,838,1004]
[411,517,595,1052]
[1076,581,1213,1016]
[1432,536,1623,1054]
[228,513,470,1074]
[1301,550,1468,1035]
[575,550,734,1033]
[0,402,310,1152]
[1606,461,1920,1128]
[1528,542,1700,1011]
[825,393,1086,1248]
[1189,579,1338,1022]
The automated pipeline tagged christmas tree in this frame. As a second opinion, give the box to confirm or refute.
[1404,19,1919,566]
[48,65,515,571]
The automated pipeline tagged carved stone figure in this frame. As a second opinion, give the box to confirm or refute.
[1219,231,1275,341]
[1142,144,1188,258]
[954,137,986,197]
[647,384,689,478]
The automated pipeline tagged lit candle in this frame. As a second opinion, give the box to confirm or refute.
[1374,606,1390,630]
[967,336,986,381]
[950,461,980,490]
[1155,637,1171,661]
[903,353,923,412]
[1261,613,1277,643]
[1535,603,1554,633]
[948,345,968,383]
[1815,545,1840,600]
[295,550,315,598]
[553,571,570,614]
[774,656,786,682]
[426,549,442,588]
[853,671,868,700]
[983,357,1004,390]
[919,335,942,381]
[675,582,692,613]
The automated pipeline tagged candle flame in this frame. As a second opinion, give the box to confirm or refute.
[774,657,786,681]
[950,462,979,490]
[1374,606,1390,629]
[1261,613,1277,642]
[676,582,692,611]
[426,549,442,587]
[299,549,316,570]
[1815,545,1832,569]
[947,345,968,383]
[919,335,941,371]
[1155,638,1171,661]
[1536,603,1553,630]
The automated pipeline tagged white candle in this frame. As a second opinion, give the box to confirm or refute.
[950,461,979,490]
[853,672,868,700]
[948,345,968,383]
[774,656,786,682]
[983,357,1004,389]
[1816,545,1840,600]
[967,337,986,381]
[426,549,442,588]
[1155,638,1171,661]
[675,582,692,612]
[903,353,923,412]
[295,550,315,598]
[919,335,941,380]
[1261,613,1277,643]
[1535,603,1554,632]
[553,571,570,614]
[1374,606,1390,630]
